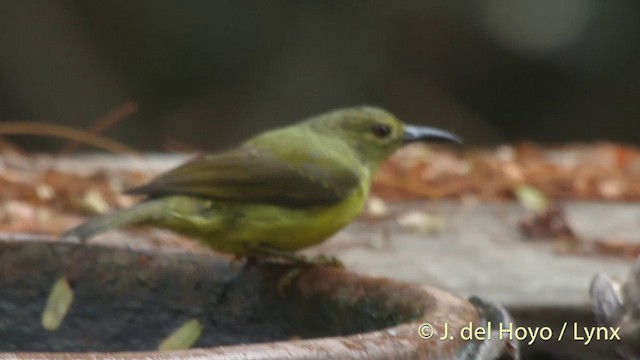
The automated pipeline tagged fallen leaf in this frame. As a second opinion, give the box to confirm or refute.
[158,318,202,351]
[41,276,74,331]
[397,210,444,234]
[519,203,577,242]
[514,184,549,213]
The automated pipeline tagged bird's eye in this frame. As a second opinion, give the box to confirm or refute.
[371,123,392,138]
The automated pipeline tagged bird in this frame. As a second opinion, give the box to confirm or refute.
[61,106,461,261]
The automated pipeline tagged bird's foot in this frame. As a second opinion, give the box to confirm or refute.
[250,246,343,267]
[275,256,344,295]
[249,246,344,295]
[277,267,303,296]
[303,254,344,268]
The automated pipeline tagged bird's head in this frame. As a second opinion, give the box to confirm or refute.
[308,106,462,170]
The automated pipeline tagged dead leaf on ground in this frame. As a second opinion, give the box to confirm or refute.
[519,203,578,242]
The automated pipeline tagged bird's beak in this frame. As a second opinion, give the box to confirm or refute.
[403,125,462,144]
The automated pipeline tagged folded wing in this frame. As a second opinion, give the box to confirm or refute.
[126,145,359,207]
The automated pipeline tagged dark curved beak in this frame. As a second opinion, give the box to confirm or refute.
[403,125,462,145]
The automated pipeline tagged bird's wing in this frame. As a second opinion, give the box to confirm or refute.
[126,145,360,206]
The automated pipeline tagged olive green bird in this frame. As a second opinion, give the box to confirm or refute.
[62,106,460,259]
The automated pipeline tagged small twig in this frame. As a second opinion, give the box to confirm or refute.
[0,136,27,156]
[59,101,138,155]
[0,122,140,155]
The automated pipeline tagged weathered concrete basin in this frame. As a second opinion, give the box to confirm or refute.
[0,234,487,359]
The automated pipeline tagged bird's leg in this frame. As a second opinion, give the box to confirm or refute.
[276,267,304,296]
[249,245,343,268]
[249,246,309,263]
[249,246,344,296]
[305,254,344,268]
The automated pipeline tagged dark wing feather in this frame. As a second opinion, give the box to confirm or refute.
[126,145,359,206]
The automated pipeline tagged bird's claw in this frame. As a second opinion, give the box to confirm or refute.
[277,267,303,296]
[275,256,343,296]
[304,254,344,268]
[248,246,344,295]
[276,254,344,296]
[249,245,343,267]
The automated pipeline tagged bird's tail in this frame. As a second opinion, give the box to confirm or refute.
[60,199,165,242]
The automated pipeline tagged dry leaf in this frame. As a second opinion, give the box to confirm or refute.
[158,319,202,351]
[41,276,74,331]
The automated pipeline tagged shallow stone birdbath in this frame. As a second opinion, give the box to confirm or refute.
[0,233,508,359]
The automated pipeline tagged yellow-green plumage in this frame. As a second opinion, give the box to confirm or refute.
[62,106,460,257]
